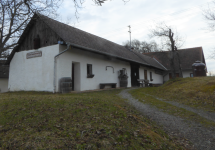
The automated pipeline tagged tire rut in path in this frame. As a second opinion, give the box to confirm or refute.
[119,89,215,150]
[144,93,215,123]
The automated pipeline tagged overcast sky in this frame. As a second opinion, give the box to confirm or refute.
[57,0,215,74]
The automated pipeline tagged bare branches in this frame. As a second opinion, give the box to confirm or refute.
[123,39,161,53]
[93,0,107,6]
[208,49,215,59]
[149,22,184,51]
[0,0,130,58]
[203,1,215,59]
[0,0,61,57]
[203,1,215,31]
[150,22,184,79]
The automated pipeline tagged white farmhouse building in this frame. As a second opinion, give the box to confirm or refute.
[0,14,206,93]
[144,47,206,82]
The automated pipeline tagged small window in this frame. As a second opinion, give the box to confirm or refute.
[150,72,153,81]
[190,73,193,77]
[87,64,92,75]
[87,64,94,78]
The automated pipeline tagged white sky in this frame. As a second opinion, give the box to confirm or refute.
[57,0,215,73]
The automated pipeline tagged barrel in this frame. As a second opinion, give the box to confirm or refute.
[59,77,72,93]
[119,75,128,87]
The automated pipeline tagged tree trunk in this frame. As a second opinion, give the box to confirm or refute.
[169,29,176,79]
[176,51,183,78]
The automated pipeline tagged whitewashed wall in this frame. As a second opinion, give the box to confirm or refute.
[163,70,193,82]
[56,45,131,92]
[9,45,59,92]
[139,66,163,84]
[0,78,8,93]
[164,73,170,82]
[183,70,193,78]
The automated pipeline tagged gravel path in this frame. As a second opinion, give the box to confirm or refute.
[119,88,215,150]
[144,93,215,122]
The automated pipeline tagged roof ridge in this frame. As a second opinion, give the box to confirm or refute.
[144,47,202,54]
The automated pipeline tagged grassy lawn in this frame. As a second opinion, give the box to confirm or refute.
[130,77,215,127]
[0,90,184,149]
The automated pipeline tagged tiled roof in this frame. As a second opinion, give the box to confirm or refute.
[143,47,205,70]
[5,14,165,70]
[38,14,165,70]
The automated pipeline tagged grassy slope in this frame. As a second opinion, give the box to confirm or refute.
[152,77,215,112]
[130,77,215,127]
[0,90,184,149]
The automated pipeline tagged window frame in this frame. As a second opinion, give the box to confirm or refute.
[87,64,94,78]
[150,72,153,81]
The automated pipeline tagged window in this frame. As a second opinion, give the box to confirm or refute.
[150,72,153,81]
[175,73,179,78]
[87,64,92,75]
[190,73,193,77]
[169,73,180,79]
[87,64,94,78]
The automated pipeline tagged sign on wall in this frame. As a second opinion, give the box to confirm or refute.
[26,51,42,59]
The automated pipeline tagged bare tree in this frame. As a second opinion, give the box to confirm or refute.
[203,1,215,31]
[123,39,161,53]
[0,0,63,59]
[150,23,184,79]
[203,1,215,59]
[207,71,215,76]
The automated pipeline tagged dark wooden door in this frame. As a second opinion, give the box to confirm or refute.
[169,73,172,79]
[130,63,140,87]
[144,70,147,80]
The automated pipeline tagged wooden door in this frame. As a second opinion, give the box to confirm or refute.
[130,63,140,87]
[175,73,179,78]
[144,70,147,80]
[169,73,172,79]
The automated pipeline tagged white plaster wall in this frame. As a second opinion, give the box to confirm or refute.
[56,45,131,91]
[182,70,193,78]
[0,78,8,93]
[139,66,163,84]
[164,73,169,82]
[163,70,193,82]
[9,45,60,92]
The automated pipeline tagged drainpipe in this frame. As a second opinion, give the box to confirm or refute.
[53,43,71,93]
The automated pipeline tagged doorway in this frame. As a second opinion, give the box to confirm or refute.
[144,70,147,80]
[130,63,140,87]
[72,62,80,91]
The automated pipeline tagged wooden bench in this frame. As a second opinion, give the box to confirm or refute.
[100,83,117,89]
[137,79,150,87]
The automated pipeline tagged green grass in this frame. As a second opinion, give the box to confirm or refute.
[155,77,215,112]
[0,90,184,149]
[129,77,215,127]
